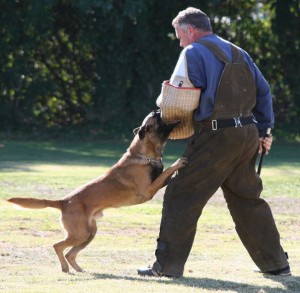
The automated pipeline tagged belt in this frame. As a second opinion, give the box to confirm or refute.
[200,116,255,130]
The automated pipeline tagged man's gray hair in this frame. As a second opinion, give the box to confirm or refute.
[172,7,212,32]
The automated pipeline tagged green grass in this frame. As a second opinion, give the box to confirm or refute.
[0,139,299,293]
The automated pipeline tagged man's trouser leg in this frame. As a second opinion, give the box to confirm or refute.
[221,140,289,272]
[152,128,245,276]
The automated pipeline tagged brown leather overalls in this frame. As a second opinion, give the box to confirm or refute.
[152,41,289,277]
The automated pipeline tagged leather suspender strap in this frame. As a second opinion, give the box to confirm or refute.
[196,39,245,65]
[196,39,231,63]
[230,44,244,63]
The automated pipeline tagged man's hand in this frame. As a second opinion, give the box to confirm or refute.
[259,135,273,155]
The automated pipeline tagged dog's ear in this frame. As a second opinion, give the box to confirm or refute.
[133,126,146,140]
[134,124,152,140]
[133,127,140,135]
[137,125,146,140]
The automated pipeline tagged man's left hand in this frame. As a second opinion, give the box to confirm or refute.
[259,135,273,155]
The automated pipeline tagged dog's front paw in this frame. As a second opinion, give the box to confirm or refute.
[172,157,188,169]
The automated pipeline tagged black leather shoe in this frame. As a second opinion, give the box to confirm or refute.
[137,266,161,277]
[255,265,292,276]
[265,265,292,276]
[137,266,178,278]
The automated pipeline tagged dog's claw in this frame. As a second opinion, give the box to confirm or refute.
[171,157,188,169]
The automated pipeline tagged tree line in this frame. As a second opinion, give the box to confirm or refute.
[0,0,299,138]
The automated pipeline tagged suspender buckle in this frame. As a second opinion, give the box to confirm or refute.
[234,117,242,127]
[212,120,218,130]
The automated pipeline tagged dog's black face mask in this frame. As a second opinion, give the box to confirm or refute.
[133,110,180,141]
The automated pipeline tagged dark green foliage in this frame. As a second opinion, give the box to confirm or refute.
[0,0,299,138]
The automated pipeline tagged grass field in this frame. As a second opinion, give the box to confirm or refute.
[0,139,299,293]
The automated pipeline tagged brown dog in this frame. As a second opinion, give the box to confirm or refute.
[8,110,188,273]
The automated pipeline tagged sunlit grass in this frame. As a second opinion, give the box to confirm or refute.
[0,140,299,292]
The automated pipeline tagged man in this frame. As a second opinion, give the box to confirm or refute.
[138,7,291,278]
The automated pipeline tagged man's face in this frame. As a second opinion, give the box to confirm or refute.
[174,24,194,48]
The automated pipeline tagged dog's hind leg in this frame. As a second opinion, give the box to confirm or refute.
[53,238,78,273]
[65,220,97,272]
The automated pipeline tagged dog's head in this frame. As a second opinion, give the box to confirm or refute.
[133,110,180,143]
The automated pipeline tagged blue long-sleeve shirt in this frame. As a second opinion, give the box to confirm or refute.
[184,34,274,137]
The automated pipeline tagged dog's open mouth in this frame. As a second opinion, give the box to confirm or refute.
[167,119,181,128]
[168,119,180,124]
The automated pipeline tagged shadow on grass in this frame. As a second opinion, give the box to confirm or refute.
[89,273,300,292]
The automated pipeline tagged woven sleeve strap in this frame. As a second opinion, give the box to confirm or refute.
[196,39,231,63]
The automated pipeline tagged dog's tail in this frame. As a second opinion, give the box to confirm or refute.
[7,197,62,210]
